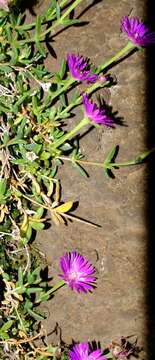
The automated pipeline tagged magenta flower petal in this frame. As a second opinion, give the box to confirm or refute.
[121,16,155,46]
[70,343,107,360]
[82,94,114,127]
[59,251,97,293]
[67,54,99,83]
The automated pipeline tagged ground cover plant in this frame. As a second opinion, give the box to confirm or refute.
[0,0,154,358]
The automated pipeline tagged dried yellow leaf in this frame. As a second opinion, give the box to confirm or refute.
[51,212,64,226]
[20,213,28,232]
[55,201,73,213]
[55,181,61,203]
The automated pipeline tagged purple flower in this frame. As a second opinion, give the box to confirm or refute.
[121,16,155,46]
[67,54,99,83]
[59,251,96,293]
[82,94,114,127]
[70,343,107,360]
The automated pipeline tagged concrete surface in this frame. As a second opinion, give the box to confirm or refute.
[29,0,152,358]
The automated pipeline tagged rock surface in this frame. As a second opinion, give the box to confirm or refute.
[29,0,151,357]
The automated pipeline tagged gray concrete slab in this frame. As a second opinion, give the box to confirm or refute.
[32,0,149,357]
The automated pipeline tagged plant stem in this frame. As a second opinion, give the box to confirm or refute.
[59,156,104,167]
[43,280,66,296]
[110,147,155,167]
[41,77,75,111]
[97,41,135,73]
[52,117,90,149]
[59,146,155,168]
[18,0,83,45]
[41,0,83,38]
[15,0,69,30]
[0,231,12,236]
[14,307,27,333]
[21,193,98,227]
[54,79,109,120]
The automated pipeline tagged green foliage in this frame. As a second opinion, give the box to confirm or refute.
[0,0,114,356]
[0,2,87,357]
[0,243,69,357]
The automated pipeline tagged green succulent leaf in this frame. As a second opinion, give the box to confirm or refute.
[27,309,45,321]
[104,145,118,166]
[59,59,66,80]
[30,222,45,231]
[18,267,23,287]
[0,320,13,332]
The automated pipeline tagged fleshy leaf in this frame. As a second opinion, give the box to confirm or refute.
[55,201,73,213]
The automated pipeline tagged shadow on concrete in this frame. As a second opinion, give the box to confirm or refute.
[77,0,104,19]
[146,1,155,358]
[47,0,105,41]
[14,0,40,15]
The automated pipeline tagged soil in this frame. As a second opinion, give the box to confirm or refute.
[26,0,153,358]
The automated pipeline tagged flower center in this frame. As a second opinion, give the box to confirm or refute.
[69,271,77,280]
